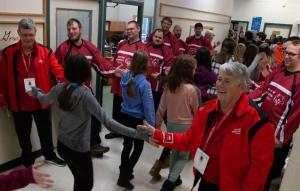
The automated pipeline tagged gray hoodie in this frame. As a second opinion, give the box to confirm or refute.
[32,84,148,152]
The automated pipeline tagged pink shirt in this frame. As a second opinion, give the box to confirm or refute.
[156,83,199,127]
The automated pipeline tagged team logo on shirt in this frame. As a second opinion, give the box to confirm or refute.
[163,132,174,144]
[125,57,132,67]
[273,94,285,106]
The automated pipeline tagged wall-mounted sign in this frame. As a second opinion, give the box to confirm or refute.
[251,17,262,31]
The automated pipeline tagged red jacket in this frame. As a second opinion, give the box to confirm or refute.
[148,31,180,56]
[249,67,300,144]
[0,41,64,112]
[55,39,115,77]
[111,40,148,96]
[177,39,188,54]
[146,42,174,91]
[0,166,35,191]
[186,35,211,56]
[153,93,274,191]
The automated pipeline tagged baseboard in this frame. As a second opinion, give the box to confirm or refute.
[0,150,42,173]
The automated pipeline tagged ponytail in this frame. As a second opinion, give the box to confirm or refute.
[127,77,136,97]
[58,83,79,111]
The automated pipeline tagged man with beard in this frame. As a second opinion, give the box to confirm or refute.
[186,22,211,56]
[249,40,300,190]
[146,29,174,181]
[173,25,187,55]
[56,18,113,158]
[148,17,179,56]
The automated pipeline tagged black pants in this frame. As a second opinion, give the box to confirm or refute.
[119,112,144,179]
[57,141,93,191]
[12,109,56,167]
[152,91,171,162]
[198,178,219,191]
[90,115,101,146]
[112,93,123,123]
[265,142,291,191]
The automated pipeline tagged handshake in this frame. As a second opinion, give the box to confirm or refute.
[137,121,160,147]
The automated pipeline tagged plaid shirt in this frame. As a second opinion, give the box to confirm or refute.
[207,62,221,95]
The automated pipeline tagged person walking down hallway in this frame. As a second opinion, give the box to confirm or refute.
[0,18,66,167]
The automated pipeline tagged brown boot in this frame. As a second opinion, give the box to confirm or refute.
[149,160,163,181]
[161,155,170,169]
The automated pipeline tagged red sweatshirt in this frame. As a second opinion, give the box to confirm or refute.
[0,41,65,112]
[153,93,274,191]
[110,40,148,96]
[146,42,174,91]
[177,39,188,54]
[249,67,300,144]
[186,35,211,56]
[55,39,115,77]
[0,167,35,191]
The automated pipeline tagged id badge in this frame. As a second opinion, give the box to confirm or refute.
[24,78,36,92]
[194,148,209,175]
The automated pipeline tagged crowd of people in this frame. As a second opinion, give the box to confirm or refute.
[0,15,300,191]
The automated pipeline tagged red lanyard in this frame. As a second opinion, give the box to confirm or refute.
[202,112,230,151]
[21,51,32,78]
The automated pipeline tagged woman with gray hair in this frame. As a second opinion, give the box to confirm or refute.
[139,61,274,191]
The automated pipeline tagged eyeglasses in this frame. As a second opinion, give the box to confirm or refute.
[284,51,300,57]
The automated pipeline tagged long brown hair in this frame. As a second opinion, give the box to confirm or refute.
[166,55,196,93]
[215,38,236,64]
[127,50,148,97]
[58,54,91,111]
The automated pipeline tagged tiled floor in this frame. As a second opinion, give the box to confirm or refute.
[11,86,281,191]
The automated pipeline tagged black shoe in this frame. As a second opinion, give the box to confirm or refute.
[92,144,110,154]
[105,132,122,139]
[117,178,134,189]
[129,174,134,180]
[45,156,66,167]
[174,176,182,187]
[160,177,182,191]
[91,150,104,158]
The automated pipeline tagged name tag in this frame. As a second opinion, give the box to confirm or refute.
[24,78,36,92]
[194,148,209,175]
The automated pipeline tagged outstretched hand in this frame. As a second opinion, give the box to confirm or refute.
[32,163,54,189]
[137,124,159,147]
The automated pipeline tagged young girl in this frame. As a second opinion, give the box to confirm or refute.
[31,54,148,191]
[117,50,155,189]
[156,55,200,191]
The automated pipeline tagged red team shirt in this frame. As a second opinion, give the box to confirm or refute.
[186,35,211,56]
[111,40,148,96]
[146,42,174,91]
[250,67,300,144]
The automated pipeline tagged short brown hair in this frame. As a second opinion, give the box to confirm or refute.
[128,20,140,28]
[161,17,172,25]
[67,18,82,29]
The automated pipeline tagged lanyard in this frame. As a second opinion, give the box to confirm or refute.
[21,51,32,78]
[202,111,230,151]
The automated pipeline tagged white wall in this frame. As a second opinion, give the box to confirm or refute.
[50,0,99,50]
[106,0,155,22]
[232,0,300,37]
[155,0,234,45]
